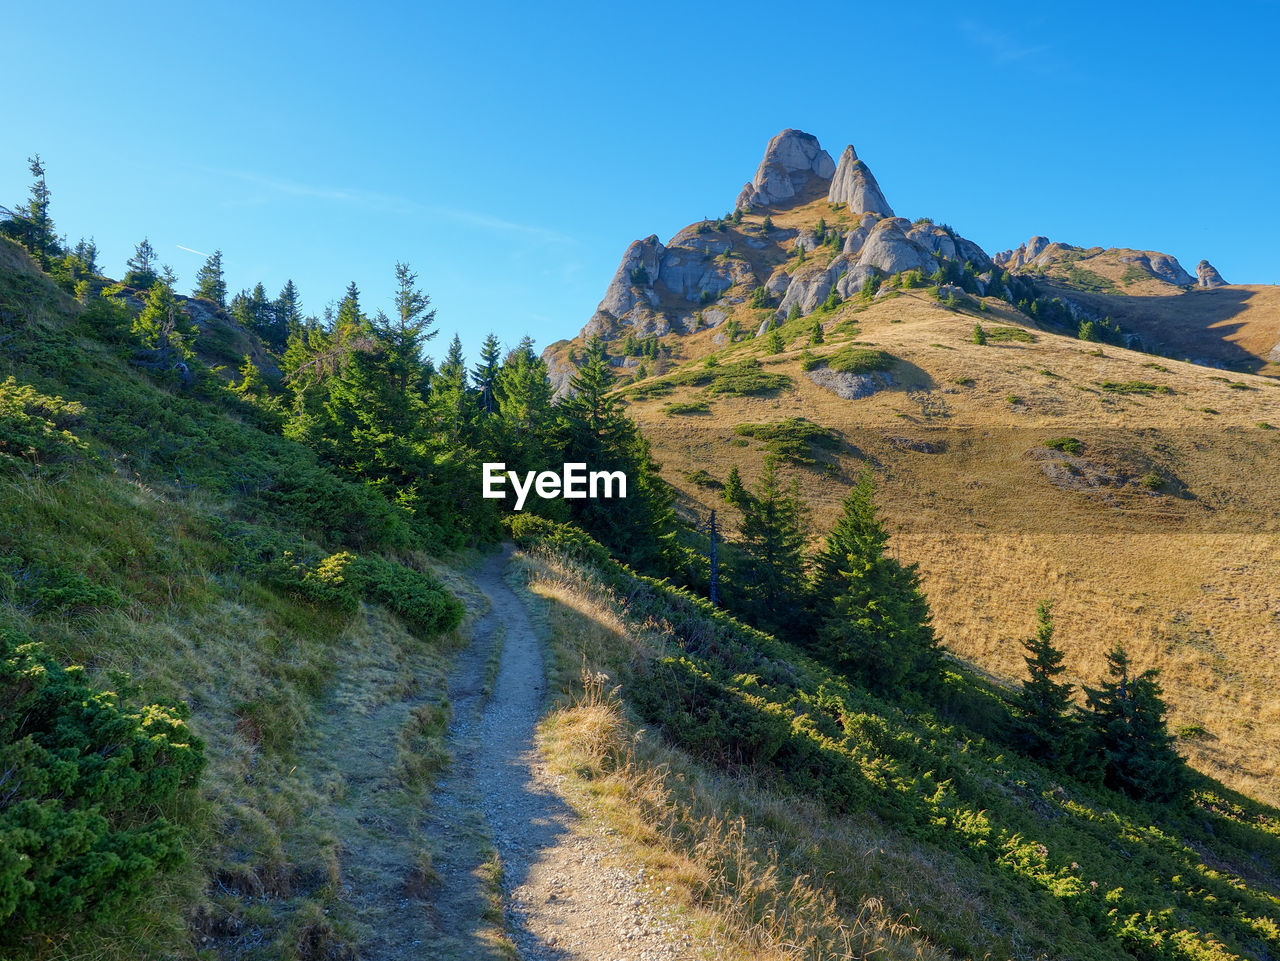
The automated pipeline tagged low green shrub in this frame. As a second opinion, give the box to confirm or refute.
[985,326,1035,344]
[352,555,463,637]
[1098,381,1172,395]
[0,377,89,471]
[663,401,710,416]
[1044,437,1081,456]
[804,346,895,375]
[733,418,840,466]
[0,630,204,944]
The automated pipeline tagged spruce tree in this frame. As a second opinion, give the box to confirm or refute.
[231,283,272,342]
[1083,645,1186,801]
[556,340,675,571]
[809,473,941,693]
[8,155,57,266]
[731,458,808,633]
[194,249,227,307]
[495,337,555,476]
[125,238,158,288]
[377,262,437,400]
[473,333,502,416]
[273,279,303,348]
[809,319,824,345]
[722,465,747,510]
[72,237,99,276]
[432,335,471,442]
[132,281,196,359]
[1016,601,1077,764]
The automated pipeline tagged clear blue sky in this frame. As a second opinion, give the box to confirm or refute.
[5,1,1277,364]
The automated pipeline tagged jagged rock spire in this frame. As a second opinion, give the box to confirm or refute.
[826,145,893,217]
[1197,259,1228,288]
[736,129,836,210]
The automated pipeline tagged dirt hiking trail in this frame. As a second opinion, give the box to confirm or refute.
[423,546,701,960]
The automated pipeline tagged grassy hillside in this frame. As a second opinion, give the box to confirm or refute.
[564,250,1280,806]
[0,239,473,959]
[511,520,1280,961]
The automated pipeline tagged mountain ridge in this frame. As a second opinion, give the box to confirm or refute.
[552,128,1278,379]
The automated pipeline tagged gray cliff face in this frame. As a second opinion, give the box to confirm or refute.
[773,215,994,319]
[857,218,937,275]
[996,236,1193,287]
[1197,259,1228,288]
[736,128,836,210]
[597,234,664,322]
[826,145,894,217]
[1119,252,1193,286]
[994,236,1052,270]
[581,128,1007,339]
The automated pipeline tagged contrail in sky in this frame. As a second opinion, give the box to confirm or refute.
[176,244,208,257]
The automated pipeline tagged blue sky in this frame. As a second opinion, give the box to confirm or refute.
[5,2,1277,364]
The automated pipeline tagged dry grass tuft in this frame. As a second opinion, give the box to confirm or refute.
[521,552,952,961]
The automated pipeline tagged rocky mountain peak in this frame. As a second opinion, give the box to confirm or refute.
[827,145,894,217]
[1197,259,1228,288]
[736,129,836,211]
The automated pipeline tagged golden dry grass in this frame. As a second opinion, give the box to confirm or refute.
[517,550,955,961]
[620,289,1280,805]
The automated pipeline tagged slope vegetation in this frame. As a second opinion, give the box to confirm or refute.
[0,239,470,959]
[608,281,1280,805]
[512,520,1280,961]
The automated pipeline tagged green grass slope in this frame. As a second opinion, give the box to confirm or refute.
[0,239,470,959]
[513,518,1280,961]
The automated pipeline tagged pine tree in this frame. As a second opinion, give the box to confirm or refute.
[125,238,158,288]
[809,474,941,693]
[1016,601,1077,764]
[433,335,470,442]
[8,155,57,266]
[132,280,196,359]
[472,333,502,416]
[231,283,272,341]
[273,279,303,347]
[722,465,747,510]
[1083,645,1186,801]
[194,249,227,307]
[376,262,437,400]
[731,459,808,633]
[334,281,364,337]
[767,328,784,353]
[72,237,98,276]
[556,340,675,571]
[809,319,824,345]
[495,337,555,470]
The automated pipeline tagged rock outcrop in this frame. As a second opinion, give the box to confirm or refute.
[1197,259,1228,288]
[736,129,836,210]
[826,145,893,217]
[996,236,1194,287]
[994,236,1053,270]
[597,235,664,320]
[806,367,893,400]
[857,218,937,275]
[1118,252,1193,286]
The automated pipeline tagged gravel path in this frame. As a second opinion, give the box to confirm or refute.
[452,547,698,960]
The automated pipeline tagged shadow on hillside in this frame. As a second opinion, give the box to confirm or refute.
[1046,284,1273,372]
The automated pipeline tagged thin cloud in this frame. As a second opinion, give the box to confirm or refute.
[176,244,208,257]
[432,205,574,245]
[959,20,1050,65]
[198,165,573,244]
